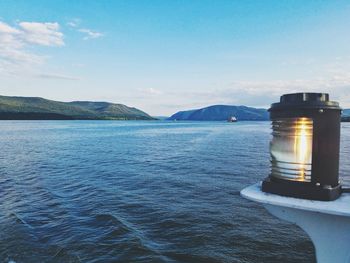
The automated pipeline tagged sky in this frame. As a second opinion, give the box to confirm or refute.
[0,0,350,116]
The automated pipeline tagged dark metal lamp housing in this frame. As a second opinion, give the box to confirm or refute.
[262,93,342,201]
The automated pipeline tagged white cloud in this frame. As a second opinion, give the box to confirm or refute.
[35,73,80,80]
[140,88,162,95]
[78,28,104,40]
[194,75,350,108]
[143,74,350,115]
[67,21,77,27]
[0,21,20,34]
[0,20,64,75]
[19,22,64,46]
[67,18,81,28]
[228,75,350,97]
[67,18,104,40]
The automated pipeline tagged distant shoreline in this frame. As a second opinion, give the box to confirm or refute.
[0,95,155,120]
[0,112,155,121]
[1,95,349,121]
[1,113,349,122]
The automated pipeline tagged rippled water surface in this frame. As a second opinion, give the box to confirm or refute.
[1,121,350,263]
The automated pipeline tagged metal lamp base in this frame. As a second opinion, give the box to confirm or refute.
[262,177,342,201]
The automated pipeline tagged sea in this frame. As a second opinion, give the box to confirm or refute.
[1,121,349,263]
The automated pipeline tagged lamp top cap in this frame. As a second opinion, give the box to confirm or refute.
[280,93,329,103]
[270,92,341,111]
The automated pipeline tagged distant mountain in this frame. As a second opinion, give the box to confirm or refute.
[342,109,350,122]
[167,105,269,121]
[343,109,350,116]
[0,95,154,120]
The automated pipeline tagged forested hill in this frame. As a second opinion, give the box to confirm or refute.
[0,95,154,120]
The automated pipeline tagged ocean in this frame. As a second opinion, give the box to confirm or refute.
[1,121,349,263]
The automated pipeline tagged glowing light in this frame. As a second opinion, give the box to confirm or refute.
[294,118,313,180]
[270,117,313,182]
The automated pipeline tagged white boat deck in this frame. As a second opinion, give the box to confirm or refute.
[241,182,350,217]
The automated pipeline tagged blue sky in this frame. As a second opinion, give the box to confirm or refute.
[0,0,350,115]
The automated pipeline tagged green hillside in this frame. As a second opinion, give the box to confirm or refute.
[0,95,154,120]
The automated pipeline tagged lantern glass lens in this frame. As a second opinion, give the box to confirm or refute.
[270,117,313,182]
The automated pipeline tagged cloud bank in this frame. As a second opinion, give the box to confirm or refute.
[0,21,64,74]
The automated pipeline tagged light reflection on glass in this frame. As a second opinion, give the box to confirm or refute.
[294,118,313,179]
[270,117,313,182]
